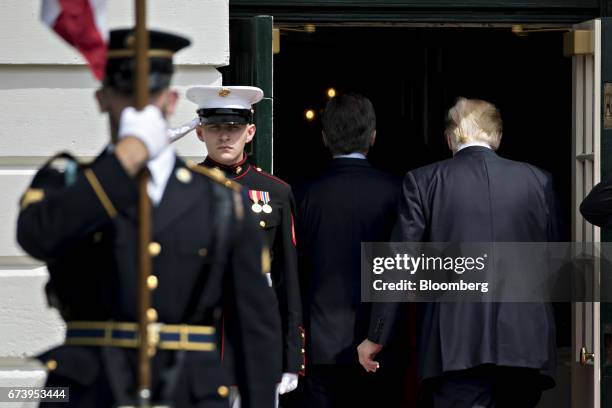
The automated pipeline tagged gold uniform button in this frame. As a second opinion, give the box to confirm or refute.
[256,167,262,172]
[300,364,305,370]
[148,242,161,256]
[46,359,57,371]
[146,308,158,322]
[175,168,192,183]
[301,348,305,354]
[147,275,158,290]
[217,385,229,398]
[198,248,208,257]
[259,221,266,228]
[300,332,305,339]
[93,232,103,243]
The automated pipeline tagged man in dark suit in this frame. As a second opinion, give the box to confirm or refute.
[294,93,403,407]
[17,29,280,408]
[358,97,558,407]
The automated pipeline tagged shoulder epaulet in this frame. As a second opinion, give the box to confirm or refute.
[45,152,80,172]
[21,152,80,210]
[187,161,242,192]
[41,151,80,186]
[253,166,290,188]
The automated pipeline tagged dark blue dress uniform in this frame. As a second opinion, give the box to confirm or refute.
[201,155,305,377]
[18,151,281,408]
[16,28,281,408]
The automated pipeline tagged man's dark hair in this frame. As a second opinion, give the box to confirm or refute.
[322,93,376,155]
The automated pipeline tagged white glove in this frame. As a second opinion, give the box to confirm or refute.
[167,117,199,143]
[118,105,168,159]
[278,372,298,395]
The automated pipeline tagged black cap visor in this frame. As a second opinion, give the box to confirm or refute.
[198,108,252,125]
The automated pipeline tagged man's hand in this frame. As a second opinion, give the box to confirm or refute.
[357,339,383,373]
[278,372,298,395]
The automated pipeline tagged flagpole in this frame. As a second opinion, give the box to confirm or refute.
[134,0,153,406]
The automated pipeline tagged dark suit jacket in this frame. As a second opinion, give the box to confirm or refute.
[369,146,558,388]
[295,158,400,364]
[580,178,612,227]
[17,151,281,408]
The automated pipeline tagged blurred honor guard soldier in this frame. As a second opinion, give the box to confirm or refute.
[186,85,304,403]
[17,29,281,408]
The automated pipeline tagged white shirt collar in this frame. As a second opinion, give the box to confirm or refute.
[333,152,367,160]
[106,143,175,206]
[457,141,492,152]
[147,146,176,206]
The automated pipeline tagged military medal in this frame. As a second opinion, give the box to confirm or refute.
[262,191,272,213]
[249,190,263,213]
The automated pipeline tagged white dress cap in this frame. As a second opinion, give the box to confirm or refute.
[186,85,264,110]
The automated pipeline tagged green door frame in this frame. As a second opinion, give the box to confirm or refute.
[220,16,274,172]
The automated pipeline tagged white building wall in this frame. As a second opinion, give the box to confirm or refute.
[0,1,228,406]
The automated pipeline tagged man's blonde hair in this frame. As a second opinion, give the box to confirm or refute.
[445,97,502,151]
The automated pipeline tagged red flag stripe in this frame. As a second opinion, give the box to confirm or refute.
[42,0,107,80]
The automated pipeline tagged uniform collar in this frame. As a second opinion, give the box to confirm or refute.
[201,153,250,177]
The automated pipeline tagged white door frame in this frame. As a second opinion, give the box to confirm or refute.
[571,18,601,408]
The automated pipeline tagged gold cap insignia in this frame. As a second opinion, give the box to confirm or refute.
[125,34,136,48]
[218,88,231,97]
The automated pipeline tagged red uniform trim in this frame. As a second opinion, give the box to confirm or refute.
[203,153,248,170]
[255,168,290,187]
[233,164,252,180]
[291,214,297,246]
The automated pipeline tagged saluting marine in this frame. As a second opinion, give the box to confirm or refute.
[185,85,304,401]
[17,29,281,408]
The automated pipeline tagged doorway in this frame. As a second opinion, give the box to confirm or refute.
[274,26,571,195]
[273,25,573,407]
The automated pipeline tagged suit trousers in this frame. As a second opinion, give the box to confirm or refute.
[418,365,543,408]
[303,363,405,408]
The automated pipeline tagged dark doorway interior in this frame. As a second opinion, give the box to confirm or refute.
[274,25,572,407]
[274,26,571,235]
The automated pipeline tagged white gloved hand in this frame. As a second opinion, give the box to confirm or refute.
[118,105,168,159]
[167,117,199,143]
[278,372,298,395]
